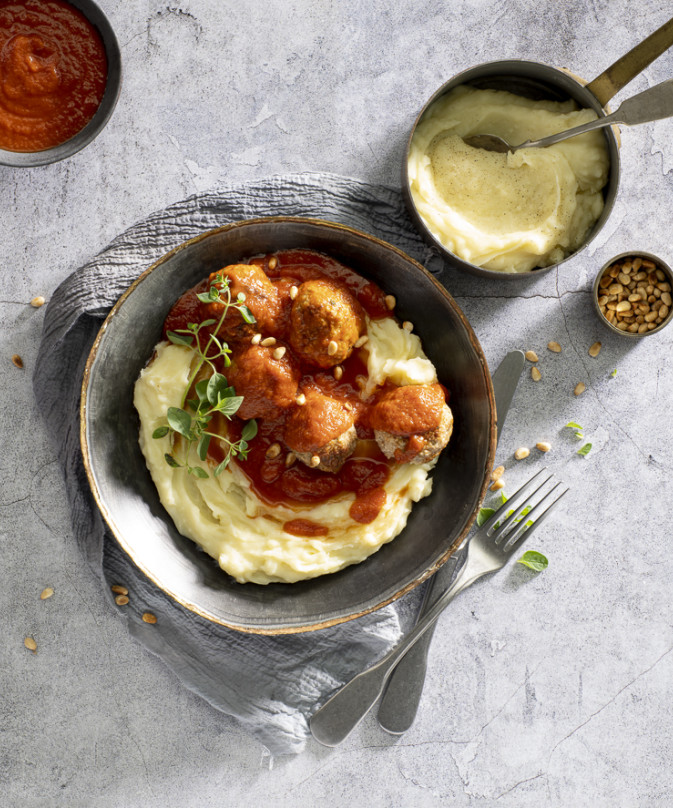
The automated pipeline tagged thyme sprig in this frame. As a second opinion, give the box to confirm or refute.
[152,274,258,478]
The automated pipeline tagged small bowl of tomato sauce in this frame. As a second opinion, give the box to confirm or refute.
[0,0,121,166]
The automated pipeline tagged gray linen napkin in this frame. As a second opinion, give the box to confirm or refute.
[33,172,452,755]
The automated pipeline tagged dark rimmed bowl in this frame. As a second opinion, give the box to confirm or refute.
[403,59,621,281]
[0,0,121,167]
[80,217,497,634]
[593,251,673,337]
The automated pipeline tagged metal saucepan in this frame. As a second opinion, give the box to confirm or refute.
[403,15,673,281]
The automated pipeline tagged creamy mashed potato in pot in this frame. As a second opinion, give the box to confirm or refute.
[407,86,610,273]
[134,250,453,584]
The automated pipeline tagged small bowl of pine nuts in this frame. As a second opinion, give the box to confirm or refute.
[593,252,673,337]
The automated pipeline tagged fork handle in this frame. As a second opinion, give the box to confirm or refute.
[309,556,485,747]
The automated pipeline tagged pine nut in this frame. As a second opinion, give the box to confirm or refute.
[547,341,562,353]
[615,301,631,313]
[266,443,281,459]
[327,340,338,356]
[536,441,552,453]
[296,393,306,406]
[531,366,542,381]
[110,585,128,595]
[268,256,278,270]
[491,465,505,482]
[261,337,276,347]
[273,346,286,360]
[608,283,623,295]
[574,382,586,396]
[661,292,672,307]
[115,594,129,606]
[142,612,157,624]
[24,637,37,652]
[514,447,530,460]
[12,354,23,368]
[588,342,602,357]
[333,365,343,380]
[354,335,369,348]
[289,285,298,300]
[285,452,296,467]
[525,350,538,362]
[490,478,505,491]
[402,321,414,332]
[310,455,321,468]
[385,295,396,310]
[251,333,262,345]
[618,274,631,286]
[30,296,45,308]
[40,587,54,600]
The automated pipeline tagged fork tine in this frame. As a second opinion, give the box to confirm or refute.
[502,484,569,554]
[482,468,549,534]
[493,474,557,542]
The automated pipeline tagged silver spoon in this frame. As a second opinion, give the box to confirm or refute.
[464,77,673,153]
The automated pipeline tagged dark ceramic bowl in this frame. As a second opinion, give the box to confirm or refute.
[0,0,121,167]
[592,251,673,337]
[81,218,496,634]
[403,60,620,281]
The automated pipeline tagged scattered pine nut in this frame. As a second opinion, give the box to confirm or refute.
[142,612,157,624]
[489,478,505,491]
[266,443,281,459]
[40,587,54,600]
[115,594,130,606]
[24,637,37,652]
[402,321,414,332]
[296,393,306,406]
[310,455,321,468]
[536,441,552,453]
[491,465,505,482]
[333,365,343,381]
[289,285,298,300]
[531,366,542,382]
[524,350,538,362]
[514,447,530,460]
[251,333,262,345]
[267,256,278,270]
[30,296,45,308]
[354,335,368,348]
[574,382,586,396]
[260,337,276,347]
[327,340,338,356]
[385,295,396,311]
[588,342,602,357]
[547,341,562,353]
[12,354,23,368]
[285,452,296,468]
[110,585,128,595]
[272,346,286,360]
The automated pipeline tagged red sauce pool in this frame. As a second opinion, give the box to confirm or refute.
[164,249,447,532]
[0,0,107,152]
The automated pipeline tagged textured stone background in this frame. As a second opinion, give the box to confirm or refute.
[3,1,673,806]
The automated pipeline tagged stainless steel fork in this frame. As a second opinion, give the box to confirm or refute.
[309,469,568,747]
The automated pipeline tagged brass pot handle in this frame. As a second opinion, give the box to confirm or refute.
[587,15,673,107]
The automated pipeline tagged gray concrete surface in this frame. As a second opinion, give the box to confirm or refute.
[3,1,673,805]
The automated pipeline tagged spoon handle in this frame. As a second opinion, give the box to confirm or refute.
[518,78,673,150]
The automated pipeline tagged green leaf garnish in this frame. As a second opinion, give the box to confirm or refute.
[167,407,193,438]
[241,420,258,441]
[517,550,548,571]
[611,369,617,377]
[158,275,259,477]
[565,422,583,430]
[477,507,495,527]
[577,443,592,456]
[166,331,194,347]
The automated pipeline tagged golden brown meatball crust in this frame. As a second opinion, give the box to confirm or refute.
[284,390,357,472]
[226,344,300,420]
[289,279,364,368]
[205,264,280,341]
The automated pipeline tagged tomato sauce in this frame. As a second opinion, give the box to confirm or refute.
[0,0,107,152]
[163,249,446,531]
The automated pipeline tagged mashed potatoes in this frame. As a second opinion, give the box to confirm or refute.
[408,86,610,273]
[134,317,440,585]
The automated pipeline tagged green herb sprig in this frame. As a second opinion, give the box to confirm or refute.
[152,274,258,478]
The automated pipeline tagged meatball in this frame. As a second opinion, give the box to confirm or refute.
[205,264,280,341]
[226,344,300,420]
[370,384,453,464]
[284,390,357,472]
[289,279,364,368]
